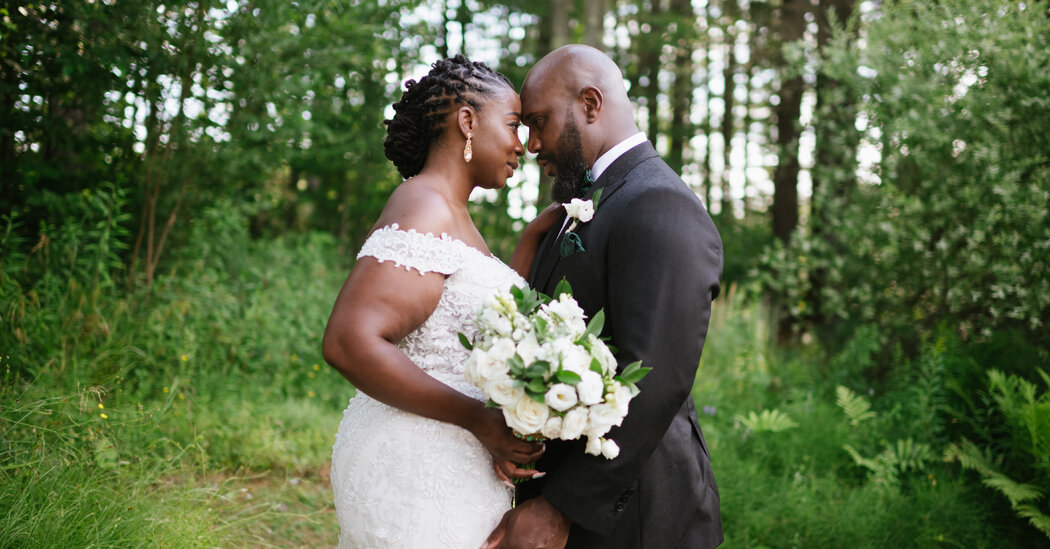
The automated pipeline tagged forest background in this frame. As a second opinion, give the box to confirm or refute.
[2,0,1049,547]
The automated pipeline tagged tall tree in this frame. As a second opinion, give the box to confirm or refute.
[667,0,698,176]
[771,0,807,243]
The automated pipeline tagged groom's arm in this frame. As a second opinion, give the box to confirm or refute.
[541,183,723,534]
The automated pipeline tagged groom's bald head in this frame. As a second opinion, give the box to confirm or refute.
[521,45,640,166]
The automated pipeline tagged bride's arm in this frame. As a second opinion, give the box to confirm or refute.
[509,202,563,277]
[322,257,543,479]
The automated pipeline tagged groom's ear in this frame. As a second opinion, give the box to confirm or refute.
[579,86,603,123]
[456,106,476,138]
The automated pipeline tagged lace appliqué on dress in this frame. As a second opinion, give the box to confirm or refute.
[332,224,526,549]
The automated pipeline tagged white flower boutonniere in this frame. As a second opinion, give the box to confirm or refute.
[560,189,603,258]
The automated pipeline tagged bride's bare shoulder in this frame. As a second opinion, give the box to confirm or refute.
[371,178,456,236]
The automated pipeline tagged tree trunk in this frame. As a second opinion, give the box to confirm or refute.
[583,0,606,48]
[550,0,570,49]
[771,0,806,243]
[720,0,738,220]
[771,0,808,342]
[667,0,695,176]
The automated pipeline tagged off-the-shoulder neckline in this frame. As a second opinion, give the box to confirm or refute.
[371,223,496,260]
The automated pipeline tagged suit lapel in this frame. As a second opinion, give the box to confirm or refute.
[527,141,660,294]
[528,210,567,292]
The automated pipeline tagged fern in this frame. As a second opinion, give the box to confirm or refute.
[844,438,933,488]
[835,385,876,426]
[734,409,799,434]
[1015,505,1050,537]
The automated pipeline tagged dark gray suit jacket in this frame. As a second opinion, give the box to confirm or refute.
[520,141,724,549]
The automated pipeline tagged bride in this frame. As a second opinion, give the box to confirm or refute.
[321,56,558,548]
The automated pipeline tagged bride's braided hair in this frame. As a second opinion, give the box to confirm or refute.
[384,55,513,179]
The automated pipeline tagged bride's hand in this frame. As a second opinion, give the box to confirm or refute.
[470,407,545,483]
[525,202,563,236]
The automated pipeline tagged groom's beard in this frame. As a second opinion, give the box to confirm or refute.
[546,113,589,204]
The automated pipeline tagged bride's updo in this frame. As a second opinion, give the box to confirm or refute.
[384,55,513,179]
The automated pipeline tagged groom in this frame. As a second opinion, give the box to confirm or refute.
[484,45,724,549]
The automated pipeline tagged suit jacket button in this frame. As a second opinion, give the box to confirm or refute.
[615,502,625,512]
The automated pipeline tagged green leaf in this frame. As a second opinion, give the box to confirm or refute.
[458,332,473,351]
[552,278,573,300]
[556,370,582,385]
[525,363,548,379]
[584,309,605,339]
[591,187,604,208]
[527,377,548,395]
[590,358,604,374]
[526,389,547,404]
[618,361,650,385]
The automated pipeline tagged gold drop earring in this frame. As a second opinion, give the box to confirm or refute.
[463,132,473,163]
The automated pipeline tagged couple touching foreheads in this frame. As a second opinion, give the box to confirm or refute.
[322,45,724,549]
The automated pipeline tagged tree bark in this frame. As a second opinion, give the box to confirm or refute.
[771,0,806,243]
[667,0,695,176]
[583,0,606,48]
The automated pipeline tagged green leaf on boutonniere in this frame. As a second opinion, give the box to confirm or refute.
[591,187,604,208]
[458,332,473,350]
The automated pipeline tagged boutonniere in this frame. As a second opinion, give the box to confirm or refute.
[560,188,603,258]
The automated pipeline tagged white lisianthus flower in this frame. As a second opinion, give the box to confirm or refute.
[516,331,541,365]
[564,198,595,223]
[546,294,586,325]
[560,407,588,440]
[607,383,633,417]
[478,308,503,333]
[488,338,516,362]
[576,370,605,406]
[560,346,592,376]
[485,375,525,407]
[585,435,603,456]
[601,438,620,459]
[590,336,617,374]
[541,415,563,439]
[494,316,513,336]
[503,396,550,435]
[545,383,579,412]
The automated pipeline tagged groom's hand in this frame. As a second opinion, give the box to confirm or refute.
[481,495,571,549]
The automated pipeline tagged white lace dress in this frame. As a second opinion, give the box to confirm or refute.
[331,224,523,549]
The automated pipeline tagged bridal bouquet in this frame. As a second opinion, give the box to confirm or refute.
[461,281,650,459]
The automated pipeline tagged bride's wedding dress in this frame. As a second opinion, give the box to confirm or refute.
[331,224,522,548]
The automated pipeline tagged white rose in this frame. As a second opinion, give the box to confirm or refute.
[485,375,525,407]
[503,396,550,436]
[541,415,563,439]
[516,331,541,365]
[601,438,620,459]
[576,370,604,406]
[564,198,594,223]
[585,435,603,456]
[488,338,516,362]
[559,407,588,440]
[477,353,510,384]
[586,403,623,438]
[544,383,579,412]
